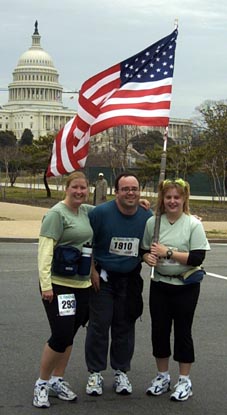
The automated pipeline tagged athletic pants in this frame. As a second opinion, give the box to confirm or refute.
[42,283,89,353]
[149,281,200,363]
[85,276,135,372]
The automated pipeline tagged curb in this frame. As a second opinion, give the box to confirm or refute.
[207,239,227,243]
[0,238,38,243]
[0,238,226,244]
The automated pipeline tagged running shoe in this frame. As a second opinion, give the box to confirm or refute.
[33,383,50,408]
[86,372,104,396]
[146,374,171,396]
[114,370,132,395]
[170,377,192,401]
[48,379,77,401]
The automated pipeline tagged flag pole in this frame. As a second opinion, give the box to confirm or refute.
[150,127,168,278]
[150,18,178,279]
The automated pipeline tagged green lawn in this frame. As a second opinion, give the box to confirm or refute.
[1,185,226,218]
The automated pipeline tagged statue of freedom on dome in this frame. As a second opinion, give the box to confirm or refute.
[34,20,39,35]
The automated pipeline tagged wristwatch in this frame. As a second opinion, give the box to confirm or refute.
[166,249,173,259]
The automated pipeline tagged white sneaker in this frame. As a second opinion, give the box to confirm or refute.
[33,383,50,408]
[146,374,171,396]
[86,372,104,396]
[114,370,132,395]
[170,377,193,401]
[48,379,77,401]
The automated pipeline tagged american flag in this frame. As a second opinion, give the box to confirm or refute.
[47,28,178,177]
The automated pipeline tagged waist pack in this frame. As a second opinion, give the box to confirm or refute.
[52,245,81,277]
[180,266,206,285]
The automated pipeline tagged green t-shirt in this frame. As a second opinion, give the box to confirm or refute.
[40,201,94,285]
[141,213,210,285]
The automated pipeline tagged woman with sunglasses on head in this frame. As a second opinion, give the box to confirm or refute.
[141,178,210,402]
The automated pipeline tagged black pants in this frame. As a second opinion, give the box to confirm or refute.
[85,277,135,372]
[149,281,200,363]
[42,284,89,353]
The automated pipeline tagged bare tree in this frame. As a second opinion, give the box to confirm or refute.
[195,101,227,201]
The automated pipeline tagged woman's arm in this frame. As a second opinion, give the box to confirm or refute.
[150,243,206,266]
[38,236,56,302]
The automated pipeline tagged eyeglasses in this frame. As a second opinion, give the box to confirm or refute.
[118,187,140,193]
[163,178,186,188]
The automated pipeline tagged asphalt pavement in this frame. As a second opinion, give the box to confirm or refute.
[0,242,227,415]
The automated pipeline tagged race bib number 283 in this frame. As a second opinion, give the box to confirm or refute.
[57,293,76,316]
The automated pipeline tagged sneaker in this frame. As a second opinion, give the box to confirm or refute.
[114,370,132,395]
[146,374,171,396]
[48,379,77,401]
[86,372,104,396]
[33,383,50,408]
[170,377,193,401]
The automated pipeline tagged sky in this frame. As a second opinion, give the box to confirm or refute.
[1,0,226,120]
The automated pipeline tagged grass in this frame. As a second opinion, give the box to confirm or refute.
[205,230,227,240]
[0,185,92,207]
[206,230,227,237]
[1,185,227,213]
[1,185,227,239]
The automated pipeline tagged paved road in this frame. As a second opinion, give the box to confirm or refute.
[0,243,227,415]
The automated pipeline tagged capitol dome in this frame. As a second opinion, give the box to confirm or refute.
[1,21,76,140]
[6,21,63,108]
[18,49,54,68]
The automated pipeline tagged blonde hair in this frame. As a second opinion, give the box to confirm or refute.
[156,178,190,215]
[65,171,89,189]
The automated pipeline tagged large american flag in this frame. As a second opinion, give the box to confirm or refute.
[47,28,178,177]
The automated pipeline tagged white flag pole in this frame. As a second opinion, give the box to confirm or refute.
[150,127,168,278]
[150,18,178,279]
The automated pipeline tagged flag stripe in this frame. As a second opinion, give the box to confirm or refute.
[56,120,76,174]
[81,64,120,95]
[95,107,170,119]
[107,85,172,99]
[101,94,171,107]
[84,74,120,102]
[92,115,170,134]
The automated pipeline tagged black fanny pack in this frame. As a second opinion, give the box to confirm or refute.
[52,245,81,276]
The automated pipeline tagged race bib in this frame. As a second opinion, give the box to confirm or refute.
[109,237,139,257]
[57,293,76,316]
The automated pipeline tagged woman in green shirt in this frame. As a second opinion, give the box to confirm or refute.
[142,178,210,402]
[33,171,94,408]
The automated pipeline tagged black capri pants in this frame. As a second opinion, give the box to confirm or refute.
[149,281,200,363]
[42,283,89,353]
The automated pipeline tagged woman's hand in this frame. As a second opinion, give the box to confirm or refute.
[143,252,157,266]
[150,242,167,258]
[42,289,54,303]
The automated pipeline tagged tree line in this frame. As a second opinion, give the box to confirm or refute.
[0,101,227,200]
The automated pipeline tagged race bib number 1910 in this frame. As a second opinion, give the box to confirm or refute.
[109,237,139,257]
[57,293,76,316]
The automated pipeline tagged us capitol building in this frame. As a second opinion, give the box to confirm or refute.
[0,21,75,140]
[0,21,192,144]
